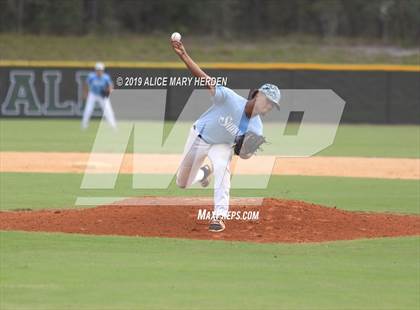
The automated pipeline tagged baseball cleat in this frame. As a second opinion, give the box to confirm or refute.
[200,164,213,187]
[209,216,225,232]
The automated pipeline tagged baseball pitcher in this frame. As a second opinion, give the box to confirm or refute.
[171,39,281,232]
[82,62,117,129]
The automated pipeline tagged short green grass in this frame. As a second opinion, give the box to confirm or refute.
[1,172,419,214]
[1,119,419,157]
[1,232,419,310]
[0,34,419,64]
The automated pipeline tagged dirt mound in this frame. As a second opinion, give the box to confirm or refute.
[1,197,419,243]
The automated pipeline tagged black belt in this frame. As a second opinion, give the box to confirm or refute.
[193,125,204,140]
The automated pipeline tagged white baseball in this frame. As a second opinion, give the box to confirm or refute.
[171,32,182,41]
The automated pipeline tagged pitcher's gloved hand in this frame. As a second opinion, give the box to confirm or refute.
[233,131,267,159]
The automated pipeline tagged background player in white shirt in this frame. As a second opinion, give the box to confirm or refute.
[82,62,117,129]
[171,38,281,232]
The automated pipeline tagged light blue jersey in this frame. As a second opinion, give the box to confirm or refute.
[195,85,263,144]
[87,72,112,96]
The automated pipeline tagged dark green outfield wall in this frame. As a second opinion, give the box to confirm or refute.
[1,67,419,124]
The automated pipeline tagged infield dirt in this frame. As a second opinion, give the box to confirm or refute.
[1,152,419,179]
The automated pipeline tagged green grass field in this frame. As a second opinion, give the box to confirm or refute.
[1,119,419,157]
[1,119,419,309]
[0,34,419,64]
[1,232,418,310]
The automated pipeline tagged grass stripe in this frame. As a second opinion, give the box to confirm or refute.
[1,120,419,158]
[1,173,418,214]
[1,60,419,71]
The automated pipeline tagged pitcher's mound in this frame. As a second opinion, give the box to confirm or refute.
[1,197,419,243]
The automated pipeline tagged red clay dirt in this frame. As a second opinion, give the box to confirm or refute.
[1,197,419,243]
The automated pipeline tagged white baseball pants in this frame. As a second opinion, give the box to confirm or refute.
[82,92,117,129]
[176,127,233,218]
